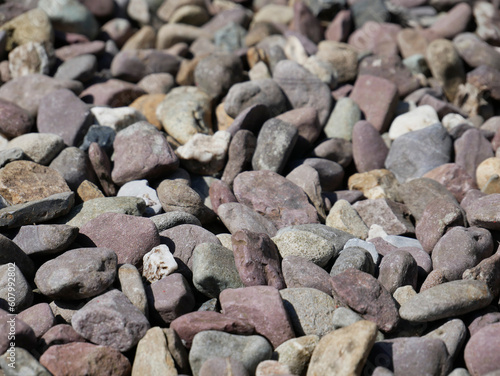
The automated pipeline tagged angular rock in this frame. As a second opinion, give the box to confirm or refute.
[423,163,477,203]
[274,335,319,376]
[463,252,500,298]
[455,128,494,183]
[330,247,376,277]
[0,98,33,139]
[131,327,177,376]
[221,130,257,187]
[218,202,278,238]
[150,211,201,232]
[0,263,32,312]
[142,244,178,283]
[323,97,361,141]
[117,179,162,217]
[50,147,97,192]
[88,142,116,196]
[326,199,369,240]
[281,256,333,296]
[6,133,65,166]
[466,194,500,231]
[286,164,326,220]
[388,105,440,141]
[17,303,55,339]
[91,106,146,132]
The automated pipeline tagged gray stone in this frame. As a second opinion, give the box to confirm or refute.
[326,199,369,240]
[150,211,201,232]
[54,53,97,83]
[0,347,51,376]
[117,264,148,317]
[0,148,28,168]
[6,133,65,166]
[424,319,467,361]
[466,194,500,231]
[378,250,418,294]
[117,179,162,216]
[281,256,333,296]
[0,263,33,312]
[0,234,35,280]
[49,147,96,191]
[324,98,361,141]
[330,247,376,277]
[13,224,78,256]
[218,202,278,237]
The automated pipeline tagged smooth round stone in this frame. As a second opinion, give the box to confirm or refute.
[476,157,500,192]
[49,147,96,191]
[217,202,277,238]
[0,263,33,312]
[80,79,146,107]
[17,303,55,339]
[117,179,162,216]
[378,250,418,294]
[0,98,33,139]
[316,41,358,84]
[465,323,500,376]
[199,357,249,376]
[213,21,246,52]
[453,32,500,69]
[280,287,336,337]
[466,193,500,231]
[281,256,332,295]
[137,73,175,94]
[331,247,376,277]
[352,120,389,173]
[34,247,117,300]
[54,53,98,83]
[6,133,65,165]
[343,238,379,264]
[399,280,493,322]
[326,199,369,240]
[388,105,440,140]
[12,224,78,255]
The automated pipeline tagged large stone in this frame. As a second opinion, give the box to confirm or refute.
[466,194,500,231]
[131,327,177,376]
[326,199,369,240]
[221,130,257,187]
[274,335,319,376]
[464,322,500,376]
[0,347,51,376]
[217,202,277,238]
[49,147,96,192]
[281,256,333,295]
[352,120,389,173]
[6,133,65,166]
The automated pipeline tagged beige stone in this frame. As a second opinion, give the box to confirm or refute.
[326,199,369,240]
[130,94,166,130]
[77,180,105,202]
[256,360,292,376]
[118,264,149,317]
[122,25,156,51]
[347,169,401,201]
[132,327,177,376]
[476,157,500,193]
[215,103,234,132]
[274,335,319,376]
[393,285,417,306]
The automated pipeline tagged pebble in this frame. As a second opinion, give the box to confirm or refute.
[352,120,389,173]
[217,202,277,237]
[463,252,500,298]
[117,263,148,317]
[199,357,249,376]
[0,98,33,139]
[91,106,146,132]
[0,347,51,376]
[142,244,177,283]
[466,194,500,231]
[273,335,319,376]
[0,263,32,312]
[388,105,440,140]
[287,164,326,219]
[150,211,201,231]
[131,326,177,376]
[12,224,78,255]
[378,250,418,294]
[423,163,478,202]
[221,130,257,186]
[117,179,162,216]
[17,303,55,339]
[330,246,375,277]
[464,323,500,376]
[6,133,65,166]
[38,323,85,353]
[424,319,467,362]
[326,199,369,240]
[281,256,333,295]
[54,53,97,83]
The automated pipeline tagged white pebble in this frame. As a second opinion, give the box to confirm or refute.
[142,244,178,283]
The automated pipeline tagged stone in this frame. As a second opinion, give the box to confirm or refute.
[79,213,160,270]
[80,125,116,154]
[455,129,494,184]
[388,105,440,141]
[192,243,244,298]
[287,164,326,219]
[199,357,250,376]
[423,163,477,202]
[131,327,177,376]
[378,250,418,294]
[385,124,453,183]
[311,138,353,168]
[352,121,388,173]
[280,287,336,337]
[91,106,147,132]
[34,247,117,300]
[0,98,33,139]
[80,79,146,107]
[330,269,400,332]
[129,94,166,130]
[273,59,333,126]
[39,342,131,376]
[325,10,351,42]
[156,23,207,49]
[424,319,467,361]
[209,180,237,214]
[454,32,500,70]
[88,142,116,197]
[12,224,78,255]
[326,199,369,240]
[232,229,285,289]
[6,133,65,166]
[252,118,298,174]
[0,347,51,376]
[273,335,319,376]
[117,264,148,317]
[349,75,398,133]
[218,202,277,238]
[170,311,255,348]
[0,161,71,205]
[176,131,231,175]
[54,53,97,83]
[463,252,500,298]
[226,104,271,136]
[399,280,493,322]
[344,238,380,264]
[55,40,106,62]
[233,170,318,229]
[0,309,36,354]
[50,147,96,192]
[281,256,333,296]
[111,121,179,186]
[220,286,295,348]
[150,211,201,231]
[466,194,500,231]
[476,157,500,193]
[142,244,178,283]
[330,247,376,277]
[224,79,288,119]
[137,73,175,95]
[465,323,500,376]
[117,180,162,217]
[0,148,27,168]
[348,169,401,201]
[307,320,378,376]
[0,263,32,312]
[156,86,212,145]
[214,22,246,52]
[323,98,361,141]
[299,158,344,192]
[189,331,273,376]
[316,41,358,84]
[38,324,84,353]
[17,303,55,339]
[72,289,150,352]
[222,130,257,187]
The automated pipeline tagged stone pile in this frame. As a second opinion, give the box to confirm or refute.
[1,0,500,375]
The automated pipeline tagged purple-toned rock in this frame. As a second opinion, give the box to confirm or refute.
[220,286,295,348]
[199,357,250,376]
[0,98,33,139]
[37,89,92,146]
[432,226,494,281]
[0,309,36,354]
[273,59,333,126]
[282,256,333,296]
[145,273,195,325]
[0,234,35,279]
[40,342,131,376]
[0,74,83,117]
[160,224,221,278]
[463,251,500,298]
[299,158,344,192]
[231,229,285,289]
[415,197,467,254]
[72,289,150,352]
[368,337,451,376]
[55,41,105,61]
[217,202,278,238]
[34,247,117,300]
[466,194,500,230]
[79,213,160,270]
[39,324,86,353]
[423,163,478,203]
[352,120,389,173]
[17,303,55,339]
[325,9,351,42]
[420,269,449,292]
[330,269,400,332]
[170,311,255,348]
[468,312,500,337]
[453,32,500,70]
[423,2,471,41]
[350,75,398,133]
[349,22,400,57]
[276,107,321,157]
[286,164,326,219]
[290,1,322,43]
[454,128,493,184]
[221,130,257,187]
[311,137,353,168]
[209,180,237,214]
[88,142,116,196]
[465,322,500,376]
[233,170,318,229]
[353,198,414,236]
[13,224,78,255]
[467,65,500,101]
[111,121,178,186]
[80,78,146,107]
[378,250,418,294]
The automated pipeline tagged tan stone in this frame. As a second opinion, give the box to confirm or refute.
[77,180,105,202]
[130,94,166,130]
[122,25,156,51]
[0,160,71,205]
[476,157,500,193]
[326,199,368,240]
[176,55,204,86]
[256,360,292,376]
[215,103,234,131]
[132,327,177,376]
[273,335,319,375]
[347,169,401,201]
[393,285,417,306]
[306,320,378,376]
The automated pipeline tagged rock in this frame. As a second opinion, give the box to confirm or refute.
[0,148,27,168]
[348,169,400,201]
[80,125,115,155]
[465,322,500,376]
[142,244,177,283]
[352,120,388,173]
[150,211,201,231]
[55,40,106,62]
[17,303,55,339]
[38,324,85,352]
[455,129,494,184]
[454,32,500,70]
[189,331,273,376]
[111,121,179,186]
[88,142,116,197]
[50,147,96,192]
[0,98,33,139]
[131,327,177,376]
[226,103,271,136]
[476,157,500,193]
[273,335,319,376]
[222,130,257,187]
[399,280,493,322]
[299,158,344,192]
[6,133,65,166]
[91,106,147,132]
[54,53,97,83]
[287,164,326,219]
[330,269,400,332]
[273,59,333,126]
[176,131,231,175]
[385,124,453,183]
[463,252,500,298]
[39,342,131,376]
[252,118,298,173]
[117,179,162,216]
[311,137,353,168]
[280,287,336,337]
[307,320,378,376]
[325,9,351,42]
[349,75,398,133]
[0,309,36,354]
[0,347,51,376]
[117,264,148,317]
[209,180,237,214]
[326,199,369,240]
[137,73,175,95]
[72,289,150,352]
[378,250,418,294]
[156,86,212,144]
[388,105,440,140]
[199,357,250,376]
[281,256,333,296]
[192,243,244,298]
[0,161,71,205]
[330,246,376,277]
[0,263,32,312]
[220,286,295,348]
[218,202,277,238]
[80,79,146,107]
[432,226,493,281]
[423,163,477,202]
[34,247,117,300]
[316,41,358,84]
[79,213,160,270]
[424,319,467,361]
[466,194,500,231]
[12,224,78,255]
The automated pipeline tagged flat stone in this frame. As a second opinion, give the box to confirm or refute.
[307,320,378,376]
[192,243,244,298]
[6,133,65,166]
[118,264,148,317]
[12,224,78,255]
[79,212,160,270]
[220,286,295,348]
[54,53,97,83]
[273,335,319,376]
[150,211,201,232]
[331,269,400,332]
[91,106,146,132]
[34,247,117,300]
[326,199,369,240]
[454,32,500,70]
[399,280,493,322]
[352,120,389,173]
[281,256,333,296]
[463,252,500,298]
[72,289,150,352]
[218,203,278,238]
[189,331,272,376]
[131,327,177,376]
[55,40,106,61]
[17,303,55,339]
[466,194,500,230]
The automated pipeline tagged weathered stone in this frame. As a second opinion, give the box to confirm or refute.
[118,264,148,317]
[378,250,418,294]
[222,130,257,187]
[326,199,369,240]
[423,163,478,202]
[282,256,333,296]
[466,194,500,230]
[13,224,78,255]
[217,203,278,238]
[330,247,376,277]
[6,133,65,166]
[131,327,177,376]
[0,98,33,139]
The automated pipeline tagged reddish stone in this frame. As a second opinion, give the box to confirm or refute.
[80,79,146,107]
[88,142,116,196]
[352,120,388,173]
[325,10,352,42]
[39,324,86,353]
[423,163,478,203]
[55,41,106,61]
[209,180,237,214]
[281,256,333,296]
[465,323,500,376]
[422,3,472,41]
[348,22,401,57]
[0,98,33,139]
